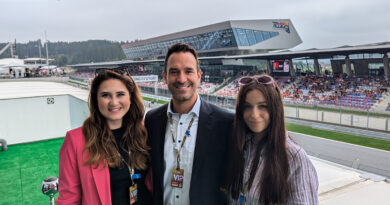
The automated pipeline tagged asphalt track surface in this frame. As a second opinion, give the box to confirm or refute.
[290,132,390,179]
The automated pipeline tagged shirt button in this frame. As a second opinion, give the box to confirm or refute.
[178,140,181,143]
[180,122,183,125]
[176,195,179,198]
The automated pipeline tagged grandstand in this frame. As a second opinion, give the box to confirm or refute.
[279,75,388,111]
[129,72,390,113]
[70,65,390,114]
[68,20,390,114]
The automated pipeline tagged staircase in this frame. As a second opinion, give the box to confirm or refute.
[370,91,390,113]
[279,76,300,93]
[211,74,240,94]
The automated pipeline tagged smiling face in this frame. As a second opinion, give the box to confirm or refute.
[97,79,131,129]
[243,89,270,136]
[163,51,201,110]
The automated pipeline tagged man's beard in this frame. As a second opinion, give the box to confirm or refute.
[169,81,195,102]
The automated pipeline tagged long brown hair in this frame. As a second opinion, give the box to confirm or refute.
[82,70,149,170]
[227,75,290,204]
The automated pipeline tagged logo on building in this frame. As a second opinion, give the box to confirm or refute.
[273,22,290,33]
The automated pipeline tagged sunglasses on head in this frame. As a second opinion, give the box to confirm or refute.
[238,75,276,88]
[95,68,130,76]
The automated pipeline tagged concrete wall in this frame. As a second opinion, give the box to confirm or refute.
[284,106,390,132]
[0,95,89,145]
[68,95,89,129]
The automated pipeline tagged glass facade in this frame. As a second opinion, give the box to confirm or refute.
[350,53,384,59]
[123,28,279,59]
[232,28,278,47]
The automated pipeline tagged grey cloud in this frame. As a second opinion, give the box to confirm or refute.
[0,0,389,50]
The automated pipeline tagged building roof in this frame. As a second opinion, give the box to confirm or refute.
[121,19,303,59]
[71,41,390,69]
[219,41,390,60]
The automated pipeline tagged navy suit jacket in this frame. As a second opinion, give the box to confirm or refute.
[145,99,234,205]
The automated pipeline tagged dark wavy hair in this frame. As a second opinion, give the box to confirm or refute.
[226,75,290,204]
[82,70,149,170]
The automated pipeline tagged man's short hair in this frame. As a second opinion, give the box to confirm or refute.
[164,43,199,73]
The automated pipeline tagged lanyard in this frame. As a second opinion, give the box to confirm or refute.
[168,113,195,170]
[241,135,254,203]
[119,151,140,185]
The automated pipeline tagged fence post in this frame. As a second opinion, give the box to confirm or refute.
[386,119,389,131]
[366,110,370,129]
[316,105,318,121]
[351,115,353,126]
[322,111,324,121]
[339,107,342,125]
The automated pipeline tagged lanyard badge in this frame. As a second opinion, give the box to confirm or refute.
[168,113,194,188]
[129,183,138,204]
[171,168,184,188]
[120,151,139,205]
[130,171,141,204]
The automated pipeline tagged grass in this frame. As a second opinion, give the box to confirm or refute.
[285,104,390,118]
[68,80,88,87]
[142,96,168,104]
[0,138,63,205]
[286,123,390,151]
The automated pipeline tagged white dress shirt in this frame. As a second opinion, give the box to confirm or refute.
[163,96,201,205]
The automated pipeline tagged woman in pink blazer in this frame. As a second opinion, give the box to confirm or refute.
[56,69,151,205]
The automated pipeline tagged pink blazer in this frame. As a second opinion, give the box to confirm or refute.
[56,127,112,205]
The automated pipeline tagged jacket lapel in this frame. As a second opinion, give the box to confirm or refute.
[92,161,110,205]
[154,105,168,192]
[191,100,213,182]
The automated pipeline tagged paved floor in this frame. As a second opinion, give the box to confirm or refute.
[1,80,389,204]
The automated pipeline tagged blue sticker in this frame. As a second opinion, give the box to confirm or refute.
[132,173,141,180]
[185,130,191,137]
[239,195,245,203]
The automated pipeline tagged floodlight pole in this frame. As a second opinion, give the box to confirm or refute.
[38,39,42,60]
[10,42,14,58]
[45,31,49,67]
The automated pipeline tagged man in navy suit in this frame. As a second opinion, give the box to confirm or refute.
[145,43,234,205]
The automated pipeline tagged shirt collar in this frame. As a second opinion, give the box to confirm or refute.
[167,94,201,117]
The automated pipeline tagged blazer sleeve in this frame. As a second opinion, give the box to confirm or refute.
[56,131,82,205]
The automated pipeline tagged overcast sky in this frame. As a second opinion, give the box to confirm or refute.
[1,0,389,50]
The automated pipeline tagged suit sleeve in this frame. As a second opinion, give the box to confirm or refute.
[56,131,82,205]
